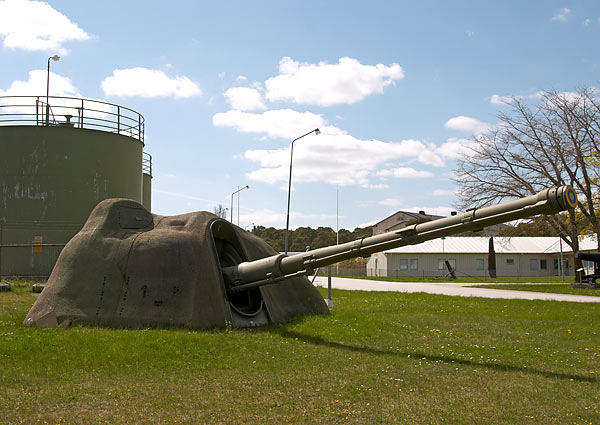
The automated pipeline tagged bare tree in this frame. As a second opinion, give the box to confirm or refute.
[454,88,600,279]
[213,204,228,219]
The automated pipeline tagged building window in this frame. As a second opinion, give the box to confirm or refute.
[410,259,418,270]
[540,259,547,270]
[399,259,408,270]
[476,259,485,270]
[530,259,538,271]
[506,258,515,265]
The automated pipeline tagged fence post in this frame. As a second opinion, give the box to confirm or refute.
[80,99,84,128]
[0,221,3,279]
[117,106,120,133]
[326,265,333,308]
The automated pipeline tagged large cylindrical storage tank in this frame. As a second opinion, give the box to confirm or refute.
[142,153,152,211]
[0,96,149,278]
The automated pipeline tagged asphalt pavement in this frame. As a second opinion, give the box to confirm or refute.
[313,276,600,303]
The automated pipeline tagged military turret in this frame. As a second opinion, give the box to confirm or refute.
[24,186,577,329]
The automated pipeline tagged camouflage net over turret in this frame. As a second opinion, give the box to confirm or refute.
[24,199,327,329]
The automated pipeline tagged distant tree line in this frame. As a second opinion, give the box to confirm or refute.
[244,217,561,254]
[251,225,372,253]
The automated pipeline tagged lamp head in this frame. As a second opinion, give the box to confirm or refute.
[314,128,321,135]
[50,55,60,62]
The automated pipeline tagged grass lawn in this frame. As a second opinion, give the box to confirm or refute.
[1,281,599,424]
[468,284,600,297]
[342,275,577,284]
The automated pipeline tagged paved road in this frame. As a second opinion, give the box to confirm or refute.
[313,276,600,303]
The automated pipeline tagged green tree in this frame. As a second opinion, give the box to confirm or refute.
[498,216,562,237]
[251,225,374,253]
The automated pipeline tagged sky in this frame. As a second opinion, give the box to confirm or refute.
[1,0,599,231]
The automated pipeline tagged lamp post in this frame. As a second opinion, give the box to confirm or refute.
[336,189,339,275]
[284,128,320,254]
[46,55,60,125]
[230,185,250,224]
[441,236,446,276]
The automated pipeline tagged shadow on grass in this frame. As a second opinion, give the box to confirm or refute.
[268,324,598,384]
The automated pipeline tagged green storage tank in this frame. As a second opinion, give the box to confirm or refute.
[0,96,151,278]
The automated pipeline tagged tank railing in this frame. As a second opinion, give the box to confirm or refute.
[0,95,144,143]
[35,99,59,126]
[143,152,153,177]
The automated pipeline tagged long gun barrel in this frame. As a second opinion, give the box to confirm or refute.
[223,186,577,293]
[574,252,600,262]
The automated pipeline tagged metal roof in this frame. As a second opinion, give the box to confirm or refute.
[382,236,597,255]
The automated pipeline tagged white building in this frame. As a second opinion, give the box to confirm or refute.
[366,236,597,278]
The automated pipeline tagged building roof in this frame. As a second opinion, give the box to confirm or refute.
[371,210,508,236]
[382,236,598,255]
[372,210,444,235]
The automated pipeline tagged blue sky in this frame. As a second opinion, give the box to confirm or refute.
[1,0,599,231]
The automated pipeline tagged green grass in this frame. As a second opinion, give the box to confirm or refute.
[469,283,600,296]
[1,281,599,424]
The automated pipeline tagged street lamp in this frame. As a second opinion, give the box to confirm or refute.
[284,128,320,254]
[46,55,60,125]
[441,236,446,275]
[230,185,250,225]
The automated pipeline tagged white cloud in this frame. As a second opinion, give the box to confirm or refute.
[444,116,491,135]
[213,109,336,140]
[265,57,404,106]
[223,87,266,111]
[101,68,202,98]
[378,198,404,207]
[214,109,445,187]
[584,18,592,25]
[491,89,599,111]
[432,188,458,196]
[552,7,571,22]
[376,168,434,179]
[490,94,513,105]
[238,208,336,229]
[490,91,543,105]
[243,134,439,187]
[218,72,226,80]
[236,75,248,82]
[359,218,386,229]
[417,149,445,167]
[0,0,90,54]
[436,137,476,159]
[0,69,79,97]
[0,70,114,122]
[153,189,220,205]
